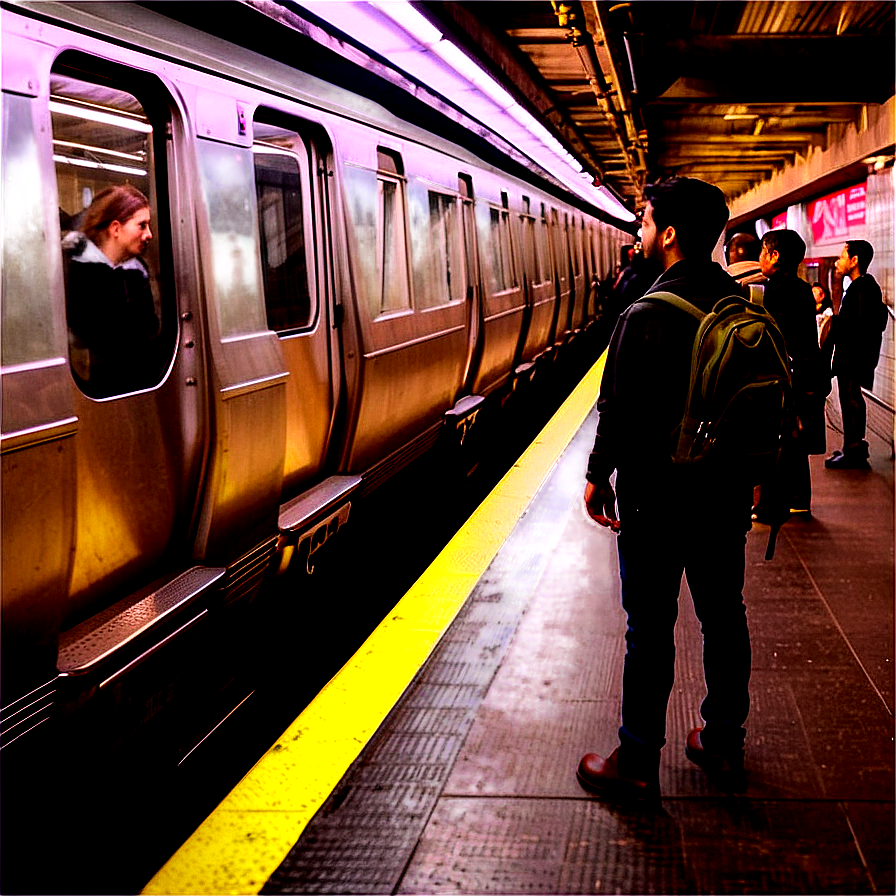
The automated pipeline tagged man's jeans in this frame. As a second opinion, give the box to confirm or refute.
[614,486,752,771]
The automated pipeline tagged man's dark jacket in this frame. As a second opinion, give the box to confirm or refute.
[763,270,828,419]
[832,273,888,388]
[587,259,745,495]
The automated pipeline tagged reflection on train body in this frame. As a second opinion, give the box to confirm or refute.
[0,2,630,755]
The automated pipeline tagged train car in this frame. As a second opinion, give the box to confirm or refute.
[0,0,632,756]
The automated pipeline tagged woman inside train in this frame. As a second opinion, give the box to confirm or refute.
[812,282,834,344]
[63,184,161,398]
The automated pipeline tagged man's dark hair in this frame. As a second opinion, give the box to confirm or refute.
[725,232,760,264]
[642,177,729,258]
[845,239,874,274]
[762,229,806,273]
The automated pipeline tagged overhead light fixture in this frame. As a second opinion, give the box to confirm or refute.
[723,113,760,121]
[53,139,145,163]
[862,154,894,171]
[53,154,147,176]
[252,143,298,158]
[297,1,635,222]
[49,100,153,134]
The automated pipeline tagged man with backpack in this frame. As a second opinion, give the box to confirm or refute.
[577,177,782,801]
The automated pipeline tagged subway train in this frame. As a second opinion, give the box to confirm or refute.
[1,2,632,756]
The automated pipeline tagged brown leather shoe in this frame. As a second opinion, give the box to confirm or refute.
[576,748,658,801]
[685,727,747,792]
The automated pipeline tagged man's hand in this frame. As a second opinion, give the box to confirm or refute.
[584,480,621,532]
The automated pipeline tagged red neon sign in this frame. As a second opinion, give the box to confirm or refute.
[808,183,866,243]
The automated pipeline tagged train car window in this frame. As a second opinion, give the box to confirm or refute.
[537,204,551,283]
[479,204,517,295]
[415,190,463,309]
[343,153,411,318]
[51,65,174,398]
[572,219,582,277]
[252,122,315,333]
[520,212,542,286]
[378,176,411,314]
[197,141,267,338]
[0,93,54,367]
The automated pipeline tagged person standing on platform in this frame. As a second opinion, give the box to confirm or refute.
[725,231,764,288]
[577,177,753,801]
[756,229,826,515]
[826,240,888,470]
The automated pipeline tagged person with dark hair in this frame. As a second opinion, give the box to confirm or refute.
[813,283,834,360]
[725,231,764,287]
[577,177,753,800]
[63,184,160,398]
[826,239,888,469]
[754,230,826,515]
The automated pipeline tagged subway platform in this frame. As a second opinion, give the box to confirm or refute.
[145,360,894,896]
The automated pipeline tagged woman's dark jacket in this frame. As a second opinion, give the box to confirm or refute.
[64,233,160,398]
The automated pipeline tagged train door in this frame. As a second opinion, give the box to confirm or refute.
[252,113,337,497]
[48,57,206,628]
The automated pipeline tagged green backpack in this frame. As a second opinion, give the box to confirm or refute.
[643,291,793,558]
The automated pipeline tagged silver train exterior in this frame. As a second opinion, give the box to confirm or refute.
[1,1,630,749]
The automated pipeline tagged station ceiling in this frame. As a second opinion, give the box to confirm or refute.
[418,1,896,209]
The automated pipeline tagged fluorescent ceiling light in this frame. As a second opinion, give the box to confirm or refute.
[53,140,145,162]
[253,143,298,158]
[53,155,148,176]
[50,100,153,134]
[297,1,634,222]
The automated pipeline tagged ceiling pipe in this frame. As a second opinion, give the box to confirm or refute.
[551,1,642,193]
[585,1,648,185]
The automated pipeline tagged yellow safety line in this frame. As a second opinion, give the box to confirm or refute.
[142,352,606,896]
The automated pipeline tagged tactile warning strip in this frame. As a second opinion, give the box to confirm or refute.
[262,413,599,894]
[142,357,606,896]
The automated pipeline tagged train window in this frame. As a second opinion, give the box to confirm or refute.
[521,197,548,288]
[480,204,516,295]
[343,157,411,318]
[572,220,582,277]
[415,190,463,309]
[51,64,173,398]
[2,93,64,368]
[253,122,315,333]
[378,177,411,314]
[537,204,551,283]
[197,141,267,338]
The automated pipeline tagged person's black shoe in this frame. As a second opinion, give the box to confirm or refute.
[825,452,870,470]
[685,728,747,793]
[577,748,659,802]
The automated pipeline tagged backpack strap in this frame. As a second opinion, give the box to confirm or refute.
[638,290,706,322]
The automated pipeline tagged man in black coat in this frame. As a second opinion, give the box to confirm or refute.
[757,229,826,513]
[577,177,753,800]
[826,240,888,469]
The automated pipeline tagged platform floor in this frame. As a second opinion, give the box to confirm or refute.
[265,421,893,895]
[146,365,894,895]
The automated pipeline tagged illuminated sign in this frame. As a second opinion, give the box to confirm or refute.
[808,183,866,243]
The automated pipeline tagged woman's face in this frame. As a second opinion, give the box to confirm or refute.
[114,206,152,260]
[812,285,824,310]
